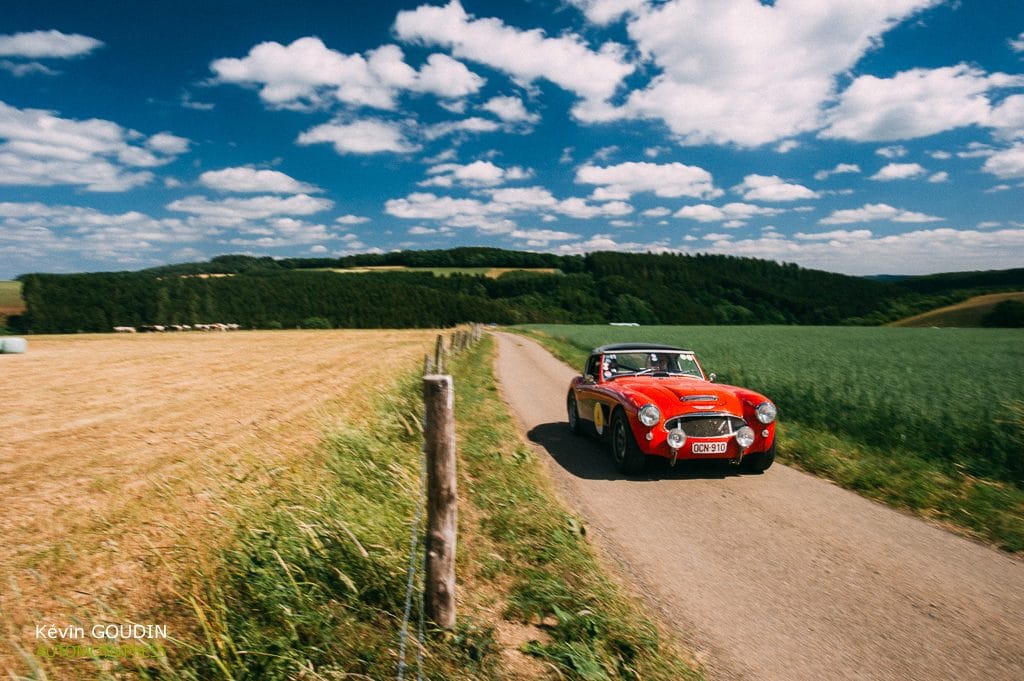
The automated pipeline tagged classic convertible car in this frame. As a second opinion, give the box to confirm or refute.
[567,343,777,474]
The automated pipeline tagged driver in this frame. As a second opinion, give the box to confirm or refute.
[648,353,670,371]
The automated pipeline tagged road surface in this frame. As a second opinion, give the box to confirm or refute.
[492,332,1023,681]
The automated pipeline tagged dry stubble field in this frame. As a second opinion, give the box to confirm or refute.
[0,329,436,672]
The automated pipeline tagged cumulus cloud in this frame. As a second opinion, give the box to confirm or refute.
[674,202,783,224]
[0,100,187,192]
[814,163,862,181]
[616,0,938,146]
[568,0,648,25]
[508,228,580,246]
[297,118,419,154]
[336,214,371,225]
[575,161,720,200]
[199,167,321,194]
[982,144,1024,178]
[423,117,501,140]
[0,30,103,58]
[819,203,942,225]
[733,174,820,202]
[821,64,1024,141]
[167,194,333,222]
[701,226,1024,276]
[394,1,634,111]
[210,38,483,111]
[870,162,927,181]
[481,95,539,123]
[422,160,530,187]
[0,201,206,268]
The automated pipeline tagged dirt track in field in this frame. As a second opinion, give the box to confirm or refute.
[0,329,434,671]
[493,332,1024,681]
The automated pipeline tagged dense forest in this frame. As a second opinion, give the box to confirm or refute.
[10,249,1024,333]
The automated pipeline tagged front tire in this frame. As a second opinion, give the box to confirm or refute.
[567,392,582,435]
[610,410,646,475]
[742,442,776,473]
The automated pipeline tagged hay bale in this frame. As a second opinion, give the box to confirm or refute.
[1,337,27,354]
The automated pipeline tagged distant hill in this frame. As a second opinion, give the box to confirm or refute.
[10,249,1024,332]
[890,292,1024,327]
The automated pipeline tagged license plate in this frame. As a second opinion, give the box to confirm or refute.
[691,441,728,454]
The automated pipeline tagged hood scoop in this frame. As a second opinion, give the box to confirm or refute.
[680,394,718,402]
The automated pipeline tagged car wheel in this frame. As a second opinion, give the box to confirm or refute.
[742,442,776,473]
[610,409,646,475]
[567,392,582,435]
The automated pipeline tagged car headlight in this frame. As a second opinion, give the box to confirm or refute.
[735,426,756,448]
[667,427,687,449]
[638,404,661,427]
[756,401,777,424]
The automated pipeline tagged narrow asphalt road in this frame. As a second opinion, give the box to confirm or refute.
[492,332,1023,681]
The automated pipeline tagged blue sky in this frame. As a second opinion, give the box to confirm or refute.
[1,0,1023,278]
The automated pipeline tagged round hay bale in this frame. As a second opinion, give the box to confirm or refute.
[1,337,27,354]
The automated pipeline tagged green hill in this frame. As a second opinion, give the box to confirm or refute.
[12,249,1024,333]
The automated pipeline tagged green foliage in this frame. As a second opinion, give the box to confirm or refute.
[983,300,1024,327]
[19,250,1023,332]
[520,325,1024,549]
[298,316,331,329]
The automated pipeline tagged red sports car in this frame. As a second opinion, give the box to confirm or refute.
[567,343,777,474]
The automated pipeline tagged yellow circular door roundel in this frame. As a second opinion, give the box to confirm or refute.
[593,403,605,434]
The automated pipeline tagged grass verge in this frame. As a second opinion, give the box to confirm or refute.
[514,328,1024,553]
[76,335,701,680]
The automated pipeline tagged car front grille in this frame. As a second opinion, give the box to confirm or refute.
[665,414,746,437]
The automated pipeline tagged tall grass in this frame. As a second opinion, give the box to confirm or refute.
[519,325,1024,550]
[149,336,701,679]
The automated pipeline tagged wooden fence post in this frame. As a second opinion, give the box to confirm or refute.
[423,374,456,629]
[434,334,445,374]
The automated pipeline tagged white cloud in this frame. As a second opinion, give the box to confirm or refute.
[617,0,939,146]
[407,225,437,235]
[0,100,186,192]
[674,202,783,224]
[394,1,634,110]
[0,60,57,77]
[701,227,1024,276]
[821,64,1024,142]
[794,229,874,241]
[199,167,321,194]
[0,30,103,58]
[876,145,908,159]
[211,38,483,111]
[575,161,720,200]
[423,160,530,187]
[337,214,371,225]
[569,0,648,25]
[0,202,206,266]
[870,162,927,181]
[928,171,949,183]
[982,144,1024,178]
[509,228,580,246]
[814,163,861,181]
[733,174,819,202]
[481,95,539,123]
[642,207,671,218]
[819,203,942,225]
[1010,31,1024,53]
[423,117,501,140]
[167,194,333,222]
[297,119,419,154]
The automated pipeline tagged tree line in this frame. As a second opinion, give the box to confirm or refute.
[11,249,1024,333]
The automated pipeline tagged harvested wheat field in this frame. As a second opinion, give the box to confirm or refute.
[0,329,436,673]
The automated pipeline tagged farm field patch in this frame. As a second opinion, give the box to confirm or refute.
[889,290,1024,327]
[0,329,436,671]
[0,279,23,315]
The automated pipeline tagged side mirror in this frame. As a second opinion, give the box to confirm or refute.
[584,374,596,384]
[708,372,716,382]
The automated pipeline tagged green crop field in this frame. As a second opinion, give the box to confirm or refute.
[520,324,1024,549]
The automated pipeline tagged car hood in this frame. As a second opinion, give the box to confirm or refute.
[610,377,748,416]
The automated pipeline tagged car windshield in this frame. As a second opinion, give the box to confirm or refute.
[601,351,703,379]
